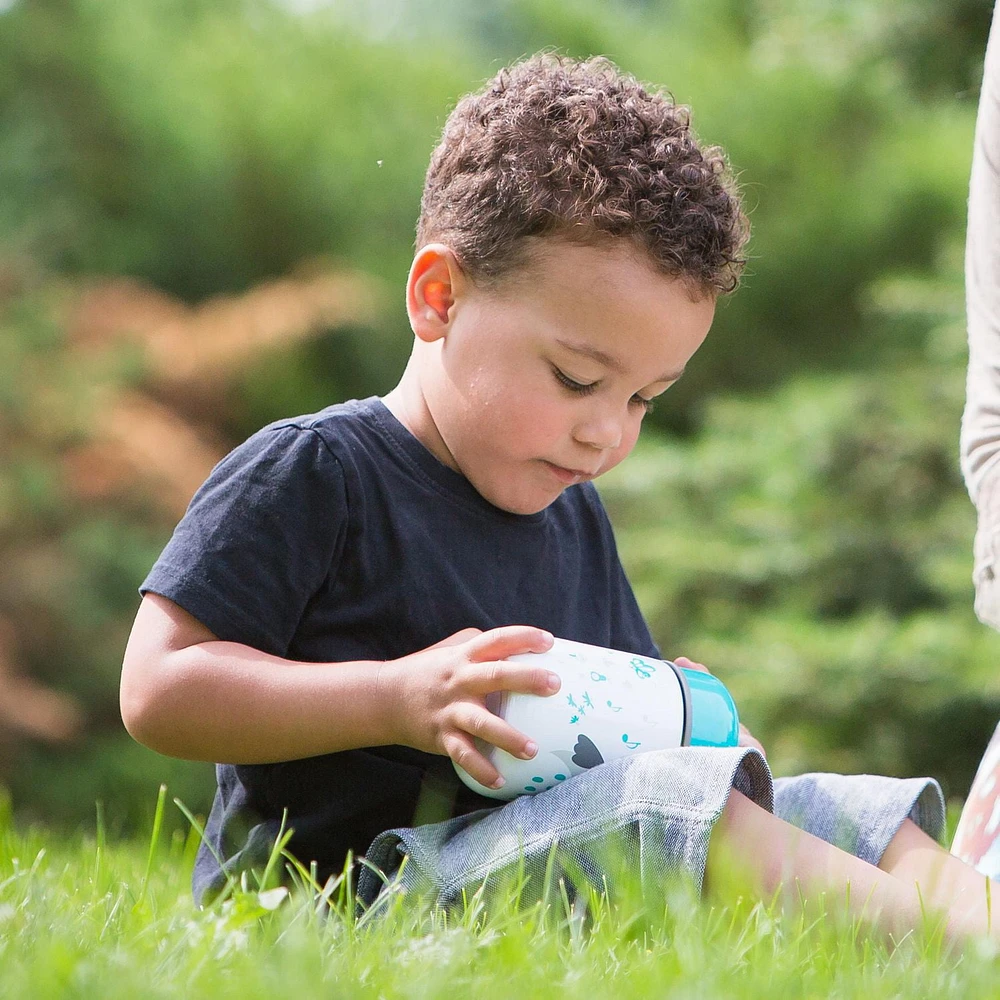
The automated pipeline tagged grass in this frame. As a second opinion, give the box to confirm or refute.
[0,788,998,999]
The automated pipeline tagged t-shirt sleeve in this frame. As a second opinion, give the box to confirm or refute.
[140,423,348,656]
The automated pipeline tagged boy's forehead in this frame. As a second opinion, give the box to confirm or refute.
[461,237,714,379]
[515,237,709,310]
[512,236,706,307]
[555,337,688,384]
[477,240,716,381]
[521,233,655,279]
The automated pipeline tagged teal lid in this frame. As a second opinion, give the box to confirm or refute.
[680,667,739,747]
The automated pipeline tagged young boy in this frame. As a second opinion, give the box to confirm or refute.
[122,54,995,942]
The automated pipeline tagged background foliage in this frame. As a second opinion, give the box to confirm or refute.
[1,0,998,833]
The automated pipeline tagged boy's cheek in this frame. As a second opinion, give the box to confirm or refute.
[500,399,567,449]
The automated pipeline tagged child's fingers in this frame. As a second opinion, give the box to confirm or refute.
[451,703,538,761]
[465,660,561,697]
[441,731,504,791]
[674,655,709,673]
[738,724,765,755]
[465,625,554,663]
[426,627,483,650]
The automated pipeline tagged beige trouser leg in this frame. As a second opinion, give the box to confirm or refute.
[963,3,1000,628]
[958,2,1000,875]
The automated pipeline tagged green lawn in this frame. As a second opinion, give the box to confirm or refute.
[1,789,997,999]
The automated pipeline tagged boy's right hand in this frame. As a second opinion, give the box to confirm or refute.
[378,626,560,791]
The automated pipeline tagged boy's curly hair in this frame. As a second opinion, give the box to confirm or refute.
[417,53,749,296]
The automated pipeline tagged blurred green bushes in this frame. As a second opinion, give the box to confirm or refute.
[0,0,996,826]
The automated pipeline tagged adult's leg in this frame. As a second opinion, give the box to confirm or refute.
[706,790,995,945]
[953,722,1000,876]
[957,0,1000,877]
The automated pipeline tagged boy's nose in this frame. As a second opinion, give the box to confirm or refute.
[573,414,623,451]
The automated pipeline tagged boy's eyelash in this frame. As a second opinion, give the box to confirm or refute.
[552,367,598,395]
[552,366,656,413]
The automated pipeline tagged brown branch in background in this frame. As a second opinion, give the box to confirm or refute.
[146,269,379,388]
[0,616,82,743]
[66,276,188,349]
[66,264,382,389]
[59,262,385,518]
[61,393,226,522]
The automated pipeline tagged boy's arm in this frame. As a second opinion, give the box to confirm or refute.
[120,592,388,764]
[120,593,559,789]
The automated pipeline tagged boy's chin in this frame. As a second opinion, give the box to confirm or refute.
[465,462,573,515]
[481,483,563,517]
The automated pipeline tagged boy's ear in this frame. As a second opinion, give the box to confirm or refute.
[406,244,465,343]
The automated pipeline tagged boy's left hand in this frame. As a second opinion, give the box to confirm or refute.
[673,655,765,756]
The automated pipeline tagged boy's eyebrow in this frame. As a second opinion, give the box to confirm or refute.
[555,338,687,382]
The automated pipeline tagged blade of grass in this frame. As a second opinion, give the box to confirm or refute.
[258,809,294,891]
[172,796,239,905]
[136,783,168,909]
[987,873,992,936]
[92,799,105,895]
[172,798,224,871]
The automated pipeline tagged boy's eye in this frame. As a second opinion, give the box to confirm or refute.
[553,365,657,413]
[552,366,598,395]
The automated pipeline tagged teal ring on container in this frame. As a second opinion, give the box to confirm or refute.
[663,660,739,748]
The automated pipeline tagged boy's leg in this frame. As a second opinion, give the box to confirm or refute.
[881,817,997,932]
[707,790,995,944]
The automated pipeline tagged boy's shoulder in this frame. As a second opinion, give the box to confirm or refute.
[198,397,392,509]
[236,396,393,471]
[254,395,383,441]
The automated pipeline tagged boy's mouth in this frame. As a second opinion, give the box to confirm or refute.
[542,461,598,485]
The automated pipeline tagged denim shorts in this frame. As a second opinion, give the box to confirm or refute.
[356,747,945,910]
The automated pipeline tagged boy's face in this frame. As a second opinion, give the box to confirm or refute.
[403,239,715,515]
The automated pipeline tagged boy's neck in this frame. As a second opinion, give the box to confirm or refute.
[381,365,458,474]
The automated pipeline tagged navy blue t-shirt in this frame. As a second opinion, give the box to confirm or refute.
[141,396,657,901]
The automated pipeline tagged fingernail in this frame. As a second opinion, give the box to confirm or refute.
[492,775,506,789]
[524,741,538,759]
[546,672,561,692]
